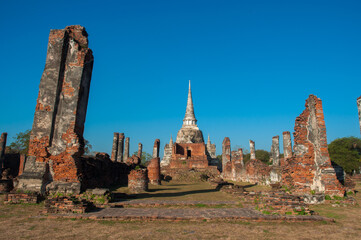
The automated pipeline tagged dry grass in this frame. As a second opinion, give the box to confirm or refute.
[0,181,360,240]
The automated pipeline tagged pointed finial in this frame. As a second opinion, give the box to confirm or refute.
[170,135,173,145]
[183,80,197,126]
[207,134,210,143]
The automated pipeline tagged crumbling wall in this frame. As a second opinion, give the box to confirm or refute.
[17,25,94,194]
[281,95,345,196]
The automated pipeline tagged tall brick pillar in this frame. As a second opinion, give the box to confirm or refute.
[222,137,231,172]
[238,148,244,166]
[0,133,7,170]
[124,137,130,162]
[137,143,142,158]
[152,139,160,158]
[17,25,94,194]
[249,140,256,160]
[147,157,161,185]
[270,136,280,166]
[357,96,361,136]
[111,132,119,161]
[282,131,292,159]
[117,133,124,162]
[281,95,345,196]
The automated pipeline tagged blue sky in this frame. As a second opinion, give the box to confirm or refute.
[0,0,360,156]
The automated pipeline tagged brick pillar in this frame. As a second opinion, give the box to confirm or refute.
[128,169,148,193]
[249,140,256,160]
[357,96,361,136]
[271,136,280,166]
[222,137,231,171]
[18,154,26,176]
[137,143,142,158]
[147,157,161,185]
[124,137,130,162]
[152,139,160,158]
[111,132,119,161]
[117,133,124,162]
[18,25,94,194]
[282,131,292,159]
[238,148,244,166]
[0,132,7,170]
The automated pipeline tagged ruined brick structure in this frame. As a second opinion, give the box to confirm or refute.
[206,135,218,167]
[161,137,173,167]
[357,96,361,136]
[137,143,142,158]
[162,81,217,172]
[249,140,256,160]
[0,133,7,170]
[147,157,161,185]
[17,25,94,194]
[270,136,280,166]
[110,132,125,162]
[111,133,119,161]
[124,137,130,162]
[14,26,131,194]
[282,131,292,160]
[152,139,160,158]
[222,138,272,185]
[128,169,148,193]
[222,137,231,172]
[281,95,345,196]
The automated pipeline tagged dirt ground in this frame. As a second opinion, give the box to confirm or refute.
[0,181,360,240]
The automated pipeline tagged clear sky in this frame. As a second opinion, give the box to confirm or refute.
[0,0,360,156]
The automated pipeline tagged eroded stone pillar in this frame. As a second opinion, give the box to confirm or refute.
[282,131,292,159]
[117,133,124,162]
[0,133,7,170]
[357,96,361,136]
[17,25,94,194]
[282,95,344,196]
[249,140,256,160]
[111,132,119,161]
[147,157,161,185]
[238,148,244,166]
[124,137,130,162]
[222,137,231,171]
[137,143,142,158]
[270,136,280,166]
[153,139,160,158]
[128,169,148,193]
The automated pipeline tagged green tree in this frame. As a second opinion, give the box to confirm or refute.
[243,149,270,164]
[132,151,152,165]
[328,137,361,174]
[9,130,31,155]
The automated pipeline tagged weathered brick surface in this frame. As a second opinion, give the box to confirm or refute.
[45,196,93,214]
[128,169,148,193]
[281,95,345,196]
[0,133,7,170]
[147,157,161,185]
[222,137,231,172]
[270,136,280,166]
[282,131,292,159]
[250,140,256,160]
[17,25,94,194]
[152,139,160,158]
[137,143,142,158]
[124,137,130,162]
[111,133,119,161]
[4,192,41,204]
[169,143,209,170]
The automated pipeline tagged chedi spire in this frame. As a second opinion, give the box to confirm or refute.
[183,80,197,128]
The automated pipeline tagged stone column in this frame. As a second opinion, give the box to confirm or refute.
[249,140,256,160]
[18,25,94,194]
[357,96,361,136]
[137,143,142,158]
[222,137,231,171]
[0,132,7,170]
[238,148,244,166]
[152,139,160,158]
[282,131,292,159]
[111,132,119,161]
[271,136,280,166]
[117,133,124,162]
[124,137,130,161]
